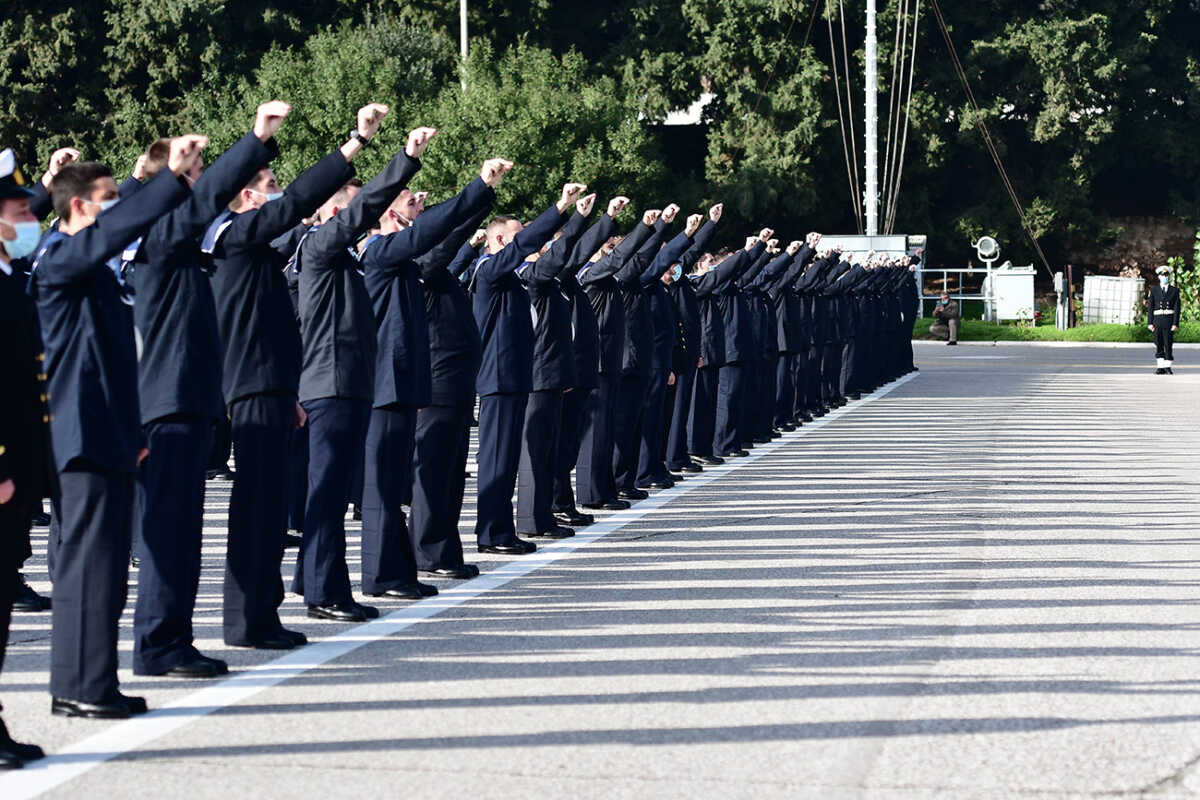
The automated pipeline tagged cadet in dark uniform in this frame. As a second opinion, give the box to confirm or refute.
[208,106,374,649]
[32,138,204,717]
[408,207,495,579]
[577,209,657,508]
[359,160,498,598]
[636,212,703,489]
[472,182,582,554]
[516,192,594,538]
[714,232,769,457]
[0,152,50,764]
[665,206,721,473]
[1149,265,1181,374]
[129,106,289,679]
[551,196,629,523]
[768,236,816,430]
[296,113,434,621]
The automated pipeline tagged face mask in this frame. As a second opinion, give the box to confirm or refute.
[1,220,41,260]
[670,265,682,281]
[1160,275,1170,287]
[251,189,284,203]
[86,198,119,216]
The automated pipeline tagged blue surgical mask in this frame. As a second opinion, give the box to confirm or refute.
[670,264,682,281]
[252,189,284,202]
[86,197,118,216]
[1160,275,1170,287]
[2,220,41,260]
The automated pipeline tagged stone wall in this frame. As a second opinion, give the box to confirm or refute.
[1068,217,1196,276]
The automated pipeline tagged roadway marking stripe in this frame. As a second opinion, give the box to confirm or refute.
[1,372,918,798]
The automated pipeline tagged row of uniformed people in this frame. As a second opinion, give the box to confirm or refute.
[0,99,921,763]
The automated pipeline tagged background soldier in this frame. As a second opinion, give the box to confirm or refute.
[1148,265,1181,374]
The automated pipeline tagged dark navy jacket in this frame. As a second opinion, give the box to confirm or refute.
[668,220,715,369]
[131,131,274,423]
[422,209,491,409]
[521,210,588,392]
[560,213,614,391]
[297,150,421,404]
[580,220,653,376]
[362,176,493,409]
[716,242,763,364]
[472,203,567,396]
[692,247,750,369]
[209,149,355,405]
[31,170,190,472]
[644,228,693,373]
[769,244,814,353]
[617,219,670,378]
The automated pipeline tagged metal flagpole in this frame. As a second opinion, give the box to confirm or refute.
[864,0,879,236]
[460,0,469,92]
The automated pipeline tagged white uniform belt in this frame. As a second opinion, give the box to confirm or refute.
[1153,309,1176,315]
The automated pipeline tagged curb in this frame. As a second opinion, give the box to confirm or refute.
[912,340,1200,350]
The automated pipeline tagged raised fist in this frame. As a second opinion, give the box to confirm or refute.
[642,209,662,227]
[709,203,723,223]
[767,238,779,250]
[406,126,437,158]
[168,135,208,178]
[132,153,149,182]
[358,104,390,139]
[685,213,703,238]
[661,203,680,224]
[576,192,597,217]
[480,158,514,187]
[759,228,774,242]
[607,196,631,218]
[469,229,487,248]
[254,100,292,142]
[559,182,587,209]
[786,240,802,255]
[43,147,81,186]
[806,232,822,247]
[745,236,758,251]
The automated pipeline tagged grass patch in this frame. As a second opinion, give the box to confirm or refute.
[913,318,1200,343]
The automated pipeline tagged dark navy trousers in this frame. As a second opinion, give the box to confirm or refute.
[475,393,527,546]
[775,354,795,426]
[411,404,472,570]
[665,363,696,470]
[296,397,370,606]
[287,424,308,532]
[133,415,210,674]
[224,394,291,646]
[361,404,419,594]
[517,389,563,533]
[576,374,619,505]
[51,461,133,703]
[688,365,719,458]
[612,374,647,492]
[553,386,592,513]
[637,368,671,485]
[715,363,745,455]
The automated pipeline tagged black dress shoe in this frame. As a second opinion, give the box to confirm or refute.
[12,575,50,612]
[353,601,381,618]
[283,533,302,548]
[717,449,749,458]
[52,693,146,719]
[554,510,594,526]
[0,718,43,766]
[155,654,229,679]
[1166,367,1175,374]
[674,461,702,473]
[581,499,630,511]
[231,629,305,650]
[752,436,771,444]
[779,423,796,431]
[368,582,438,599]
[351,504,362,521]
[636,480,673,490]
[800,413,814,423]
[307,603,367,622]
[522,525,575,539]
[848,392,862,400]
[617,488,648,500]
[419,564,480,580]
[695,454,724,465]
[31,511,51,527]
[478,539,537,555]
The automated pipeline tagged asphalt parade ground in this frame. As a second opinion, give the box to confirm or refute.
[3,342,1200,798]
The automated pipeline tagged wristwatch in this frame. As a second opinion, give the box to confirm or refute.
[349,129,371,147]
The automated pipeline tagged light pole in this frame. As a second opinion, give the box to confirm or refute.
[864,0,879,237]
[460,0,468,92]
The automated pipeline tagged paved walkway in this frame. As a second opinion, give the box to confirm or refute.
[3,343,1200,798]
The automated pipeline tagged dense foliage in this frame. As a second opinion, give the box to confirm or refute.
[3,1,1199,262]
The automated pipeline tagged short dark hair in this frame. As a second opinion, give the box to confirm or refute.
[487,214,519,234]
[142,138,172,181]
[326,178,363,210]
[51,161,113,222]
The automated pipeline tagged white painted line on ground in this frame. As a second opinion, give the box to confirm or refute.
[1,372,918,798]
